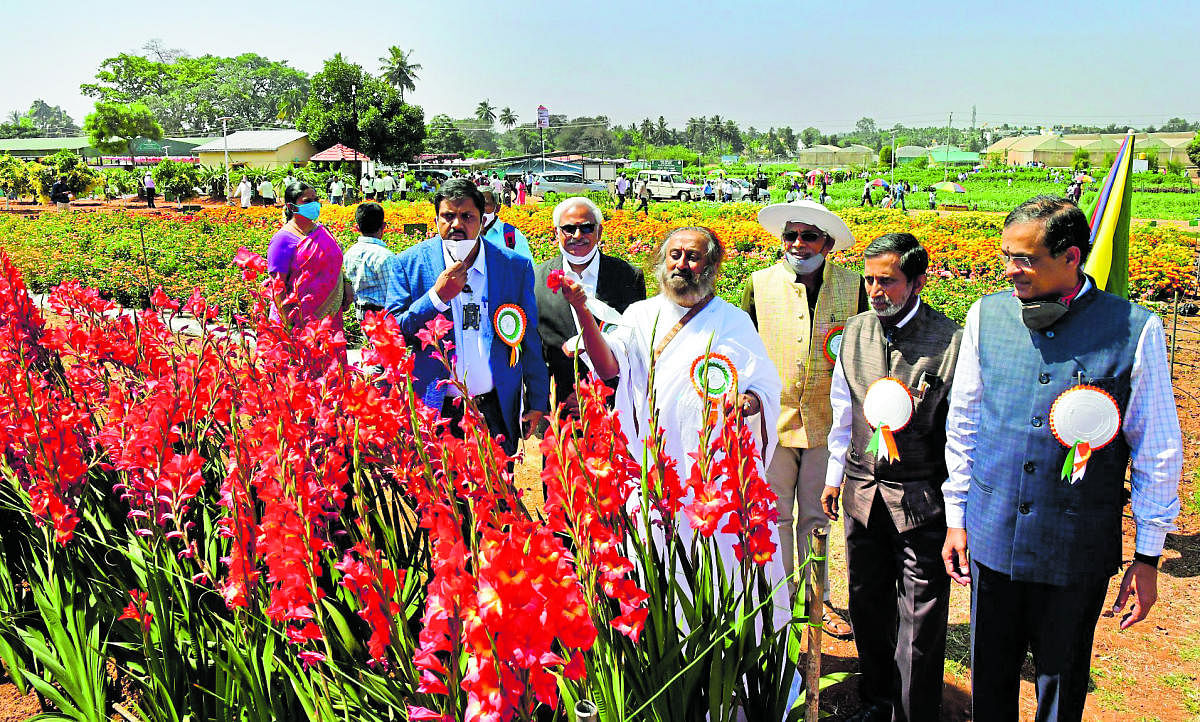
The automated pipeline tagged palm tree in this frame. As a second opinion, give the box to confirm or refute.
[499,107,517,130]
[378,46,422,102]
[5,110,23,125]
[475,99,497,127]
[656,116,669,145]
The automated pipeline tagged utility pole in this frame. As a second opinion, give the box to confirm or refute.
[943,112,953,182]
[217,116,234,199]
[890,131,896,187]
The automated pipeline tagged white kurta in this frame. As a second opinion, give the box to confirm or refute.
[598,294,789,620]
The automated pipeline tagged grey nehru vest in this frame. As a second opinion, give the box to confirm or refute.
[840,302,963,533]
[966,286,1152,586]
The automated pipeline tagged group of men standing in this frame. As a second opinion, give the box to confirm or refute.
[339,179,1181,722]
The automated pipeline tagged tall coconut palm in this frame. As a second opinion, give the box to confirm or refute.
[378,46,422,102]
[499,107,517,130]
[475,99,497,127]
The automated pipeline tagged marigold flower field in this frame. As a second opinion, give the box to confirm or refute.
[0,202,1192,324]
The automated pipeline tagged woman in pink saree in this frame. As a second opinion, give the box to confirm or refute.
[266,182,353,334]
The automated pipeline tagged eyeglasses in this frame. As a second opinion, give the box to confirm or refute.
[997,252,1041,269]
[781,230,826,244]
[558,223,597,235]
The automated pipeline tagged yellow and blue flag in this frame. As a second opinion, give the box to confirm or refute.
[1082,133,1135,299]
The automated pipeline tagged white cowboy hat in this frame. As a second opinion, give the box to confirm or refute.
[756,199,856,251]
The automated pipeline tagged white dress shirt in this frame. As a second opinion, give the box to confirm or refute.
[562,250,601,332]
[943,280,1181,556]
[825,299,922,488]
[426,241,493,397]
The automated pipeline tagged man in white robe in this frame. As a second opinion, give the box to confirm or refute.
[559,226,787,611]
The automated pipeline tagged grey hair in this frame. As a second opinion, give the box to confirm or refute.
[552,196,605,227]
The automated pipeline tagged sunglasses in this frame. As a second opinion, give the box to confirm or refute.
[781,230,826,244]
[558,223,596,235]
[997,252,1040,269]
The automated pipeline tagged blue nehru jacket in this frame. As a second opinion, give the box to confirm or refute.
[966,288,1152,586]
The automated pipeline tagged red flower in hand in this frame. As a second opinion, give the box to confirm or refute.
[547,269,565,293]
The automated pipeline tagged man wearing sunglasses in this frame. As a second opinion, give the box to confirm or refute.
[943,196,1181,722]
[534,197,645,415]
[740,199,867,639]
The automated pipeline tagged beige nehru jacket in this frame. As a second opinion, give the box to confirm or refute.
[750,261,862,448]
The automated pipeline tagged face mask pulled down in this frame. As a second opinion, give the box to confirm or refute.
[784,249,824,275]
[561,242,599,267]
[1019,299,1070,331]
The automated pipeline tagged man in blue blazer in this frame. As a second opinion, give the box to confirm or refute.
[384,178,549,454]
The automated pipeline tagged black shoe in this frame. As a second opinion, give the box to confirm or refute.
[844,702,889,722]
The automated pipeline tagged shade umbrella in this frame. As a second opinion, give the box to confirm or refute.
[868,178,890,188]
[1074,174,1095,183]
[932,181,966,193]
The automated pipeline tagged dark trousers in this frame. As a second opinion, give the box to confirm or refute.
[616,193,625,209]
[970,562,1110,722]
[146,189,155,208]
[635,197,649,214]
[440,389,516,456]
[845,493,950,722]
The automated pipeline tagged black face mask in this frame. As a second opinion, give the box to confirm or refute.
[1020,299,1070,331]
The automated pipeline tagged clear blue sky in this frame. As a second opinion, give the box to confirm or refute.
[2,0,1197,134]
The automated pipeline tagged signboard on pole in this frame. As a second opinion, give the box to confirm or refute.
[536,105,550,129]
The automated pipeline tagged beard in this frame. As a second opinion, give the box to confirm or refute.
[657,264,716,306]
[872,289,913,318]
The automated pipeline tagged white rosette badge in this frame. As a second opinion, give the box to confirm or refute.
[1049,384,1121,484]
[862,378,914,463]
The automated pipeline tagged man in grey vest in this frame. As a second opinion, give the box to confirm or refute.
[821,233,962,722]
[942,196,1181,721]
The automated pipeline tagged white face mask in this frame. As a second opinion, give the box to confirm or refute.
[784,250,825,275]
[444,237,479,262]
[481,212,496,228]
[561,242,599,267]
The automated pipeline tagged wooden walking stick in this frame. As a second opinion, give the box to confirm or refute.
[805,529,828,722]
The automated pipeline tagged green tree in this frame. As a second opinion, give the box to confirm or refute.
[82,52,308,132]
[1185,132,1200,169]
[296,54,425,164]
[879,145,893,165]
[854,117,880,148]
[378,46,421,103]
[1071,146,1091,170]
[84,102,163,164]
[475,99,496,126]
[0,153,34,199]
[499,107,517,130]
[46,150,102,196]
[424,115,470,155]
[25,100,79,135]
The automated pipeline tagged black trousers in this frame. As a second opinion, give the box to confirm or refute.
[970,562,1110,722]
[440,389,516,456]
[845,493,950,722]
[146,189,155,207]
[634,197,649,214]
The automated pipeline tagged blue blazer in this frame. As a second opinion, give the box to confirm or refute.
[384,238,550,445]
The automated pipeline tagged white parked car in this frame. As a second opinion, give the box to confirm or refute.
[530,172,606,196]
[636,170,702,201]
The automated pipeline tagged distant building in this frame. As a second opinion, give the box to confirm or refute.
[193,130,317,170]
[0,136,100,161]
[796,143,876,168]
[926,145,981,167]
[893,145,928,164]
[987,131,1195,167]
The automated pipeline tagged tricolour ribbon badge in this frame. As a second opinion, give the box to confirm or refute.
[862,378,914,464]
[690,353,738,427]
[493,304,527,367]
[1048,384,1120,484]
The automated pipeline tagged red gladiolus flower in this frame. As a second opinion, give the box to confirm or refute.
[546,269,564,293]
[118,589,153,632]
[233,247,267,281]
[416,314,455,351]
